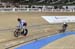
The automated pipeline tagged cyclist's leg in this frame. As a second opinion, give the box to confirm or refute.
[23,26,28,36]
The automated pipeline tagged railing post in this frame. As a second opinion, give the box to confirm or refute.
[13,8,15,12]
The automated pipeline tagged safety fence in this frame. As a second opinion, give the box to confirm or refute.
[0,8,75,12]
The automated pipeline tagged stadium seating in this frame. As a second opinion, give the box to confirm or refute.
[0,0,75,8]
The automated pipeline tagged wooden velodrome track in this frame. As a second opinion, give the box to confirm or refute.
[0,12,75,49]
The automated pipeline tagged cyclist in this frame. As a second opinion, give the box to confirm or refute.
[17,18,27,36]
[62,22,68,32]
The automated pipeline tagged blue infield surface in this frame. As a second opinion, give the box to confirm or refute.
[16,31,75,49]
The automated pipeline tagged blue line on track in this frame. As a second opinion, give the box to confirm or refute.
[16,31,75,49]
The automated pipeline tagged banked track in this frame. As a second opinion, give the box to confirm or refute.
[0,24,57,49]
[0,23,74,49]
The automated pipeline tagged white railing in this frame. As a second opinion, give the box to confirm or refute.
[0,8,75,12]
[43,8,75,12]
